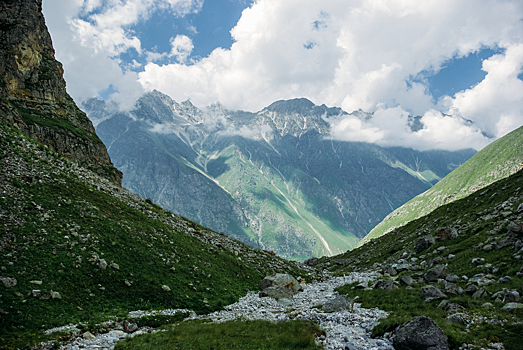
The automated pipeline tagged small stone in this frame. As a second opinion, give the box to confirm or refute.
[83,331,95,339]
[123,318,138,333]
[0,277,17,287]
[50,291,61,300]
[98,259,107,269]
[125,280,132,287]
[499,276,512,283]
[110,262,120,270]
[31,290,41,298]
[162,285,171,292]
[29,280,43,285]
[482,302,493,308]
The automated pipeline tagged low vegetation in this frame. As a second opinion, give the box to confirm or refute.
[319,168,523,349]
[114,319,324,350]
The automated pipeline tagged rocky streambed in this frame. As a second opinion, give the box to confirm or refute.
[45,271,394,350]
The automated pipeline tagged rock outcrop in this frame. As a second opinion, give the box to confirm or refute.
[393,315,449,350]
[0,0,121,185]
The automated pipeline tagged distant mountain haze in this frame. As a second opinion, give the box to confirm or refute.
[89,91,475,260]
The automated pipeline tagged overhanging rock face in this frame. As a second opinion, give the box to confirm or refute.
[0,0,122,185]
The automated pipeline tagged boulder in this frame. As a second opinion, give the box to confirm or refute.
[472,288,489,299]
[395,264,411,272]
[435,227,458,241]
[399,275,414,286]
[393,315,449,350]
[508,221,523,238]
[259,286,294,299]
[445,302,465,315]
[259,274,302,295]
[424,265,447,283]
[465,284,478,295]
[0,276,17,288]
[446,313,470,325]
[372,279,398,290]
[322,295,354,312]
[123,318,138,333]
[382,264,397,276]
[469,274,494,286]
[444,282,463,295]
[502,303,523,311]
[415,235,435,253]
[445,274,459,282]
[421,285,447,302]
[304,257,318,266]
[504,290,520,303]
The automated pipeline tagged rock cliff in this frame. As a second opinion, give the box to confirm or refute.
[0,0,122,185]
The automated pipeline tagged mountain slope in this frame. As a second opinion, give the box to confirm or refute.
[0,0,121,185]
[91,91,475,260]
[359,125,523,247]
[317,167,523,350]
[0,4,310,348]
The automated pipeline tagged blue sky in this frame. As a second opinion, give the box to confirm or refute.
[43,0,523,151]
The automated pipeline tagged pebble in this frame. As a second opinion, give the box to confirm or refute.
[49,272,394,350]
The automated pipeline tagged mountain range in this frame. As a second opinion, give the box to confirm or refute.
[88,91,476,260]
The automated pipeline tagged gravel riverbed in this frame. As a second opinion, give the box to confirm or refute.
[50,271,393,350]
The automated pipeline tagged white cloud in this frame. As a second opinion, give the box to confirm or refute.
[45,0,523,150]
[42,0,202,110]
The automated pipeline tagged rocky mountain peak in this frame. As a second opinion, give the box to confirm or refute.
[0,0,122,185]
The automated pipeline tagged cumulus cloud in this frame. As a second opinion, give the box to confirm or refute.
[42,0,202,110]
[136,0,523,150]
[45,0,523,150]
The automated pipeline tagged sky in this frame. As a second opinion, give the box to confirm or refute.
[42,0,523,151]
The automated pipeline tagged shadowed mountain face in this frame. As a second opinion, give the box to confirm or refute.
[91,91,475,260]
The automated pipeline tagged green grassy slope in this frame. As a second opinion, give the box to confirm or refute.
[359,125,523,247]
[210,143,360,260]
[318,168,523,349]
[0,122,310,349]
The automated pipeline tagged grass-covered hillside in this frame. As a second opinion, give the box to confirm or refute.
[318,168,523,349]
[359,125,523,246]
[0,121,313,349]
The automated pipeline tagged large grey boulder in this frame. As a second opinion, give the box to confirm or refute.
[421,285,447,302]
[259,286,294,299]
[393,315,449,350]
[424,265,446,283]
[259,274,302,299]
[322,295,354,312]
[415,235,435,253]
